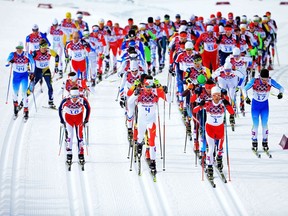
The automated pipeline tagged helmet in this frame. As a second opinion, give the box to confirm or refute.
[185,41,193,50]
[98,18,105,24]
[66,12,71,19]
[224,62,232,70]
[52,18,58,25]
[107,20,113,27]
[206,25,214,32]
[232,47,241,56]
[211,86,221,95]
[179,25,187,33]
[16,41,24,49]
[130,60,139,71]
[197,74,206,85]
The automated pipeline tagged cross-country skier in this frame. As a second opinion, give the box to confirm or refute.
[243,68,284,151]
[25,24,50,54]
[6,41,35,119]
[193,86,235,179]
[58,86,91,165]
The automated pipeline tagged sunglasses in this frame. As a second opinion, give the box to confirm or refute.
[186,48,193,51]
[40,44,48,48]
[73,37,79,39]
[71,95,79,98]
[144,85,153,88]
[225,69,232,72]
[131,70,138,73]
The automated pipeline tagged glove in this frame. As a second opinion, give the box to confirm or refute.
[54,66,59,73]
[119,97,126,108]
[83,119,89,126]
[199,100,205,106]
[186,78,192,84]
[221,88,227,96]
[144,42,149,46]
[5,62,10,67]
[162,85,168,93]
[194,87,202,96]
[134,88,141,96]
[245,97,251,105]
[134,79,141,87]
[222,99,230,106]
[169,64,174,76]
[154,79,161,87]
[105,55,110,60]
[100,54,105,59]
[29,73,35,81]
[277,93,283,99]
[65,57,70,64]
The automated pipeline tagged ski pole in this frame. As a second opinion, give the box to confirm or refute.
[163,100,166,171]
[184,130,188,153]
[58,125,65,156]
[224,107,232,181]
[5,65,12,104]
[157,103,163,159]
[115,86,120,102]
[85,124,89,156]
[275,43,280,66]
[32,91,37,112]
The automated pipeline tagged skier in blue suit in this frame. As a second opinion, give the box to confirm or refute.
[243,68,284,151]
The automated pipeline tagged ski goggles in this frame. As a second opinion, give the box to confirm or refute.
[131,69,138,73]
[186,48,193,51]
[40,44,48,48]
[71,95,79,99]
[144,79,154,88]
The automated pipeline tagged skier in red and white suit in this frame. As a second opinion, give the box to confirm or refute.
[65,32,91,80]
[59,87,91,161]
[127,76,170,171]
[193,86,234,178]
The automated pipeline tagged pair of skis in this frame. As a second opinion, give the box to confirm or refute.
[252,148,272,158]
[206,166,227,188]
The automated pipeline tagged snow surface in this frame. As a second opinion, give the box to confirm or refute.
[0,0,288,215]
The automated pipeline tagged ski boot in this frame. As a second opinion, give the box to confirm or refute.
[97,74,102,83]
[252,139,258,151]
[262,140,269,151]
[149,160,156,171]
[19,101,23,110]
[182,108,188,120]
[229,114,235,129]
[127,128,133,144]
[66,154,72,165]
[148,69,152,75]
[78,154,85,163]
[152,67,156,76]
[216,155,223,171]
[137,142,143,156]
[207,165,214,180]
[104,62,110,73]
[193,140,199,153]
[13,101,19,118]
[48,100,56,109]
[59,70,63,79]
[24,107,29,121]
[199,151,206,166]
[91,78,96,87]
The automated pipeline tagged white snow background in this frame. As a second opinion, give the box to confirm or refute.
[0,0,288,215]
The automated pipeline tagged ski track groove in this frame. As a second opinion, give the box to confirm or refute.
[0,85,44,214]
[132,159,173,215]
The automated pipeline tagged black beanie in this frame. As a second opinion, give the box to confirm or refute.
[148,17,153,23]
[260,69,269,78]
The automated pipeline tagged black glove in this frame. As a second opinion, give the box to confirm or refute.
[245,97,251,105]
[134,88,141,96]
[199,100,205,106]
[162,85,168,94]
[119,97,126,108]
[277,93,283,99]
[144,42,149,46]
[54,66,59,73]
[221,88,227,96]
[29,73,35,81]
[105,55,110,60]
[222,99,230,106]
[83,119,89,126]
[194,87,202,96]
[60,121,66,127]
[169,64,174,74]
